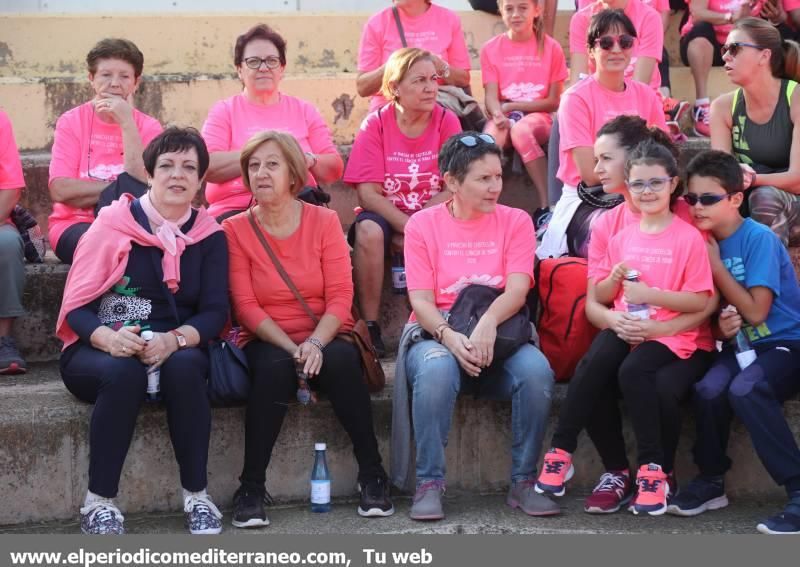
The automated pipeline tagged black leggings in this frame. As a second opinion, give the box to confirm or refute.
[240,338,385,488]
[61,344,211,497]
[552,329,712,472]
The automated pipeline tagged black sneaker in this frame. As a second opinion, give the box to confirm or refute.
[757,503,800,534]
[358,476,395,517]
[366,321,387,358]
[231,485,270,528]
[666,475,728,517]
[80,499,125,535]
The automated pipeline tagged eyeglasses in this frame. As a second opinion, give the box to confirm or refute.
[593,34,636,51]
[684,192,735,206]
[243,56,282,70]
[626,176,673,194]
[458,133,496,147]
[721,42,765,58]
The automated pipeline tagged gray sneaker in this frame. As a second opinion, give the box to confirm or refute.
[409,480,445,521]
[507,479,560,516]
[0,336,26,375]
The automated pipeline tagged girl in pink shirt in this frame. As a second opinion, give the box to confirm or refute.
[356,1,472,111]
[481,0,568,216]
[202,24,343,219]
[536,139,715,517]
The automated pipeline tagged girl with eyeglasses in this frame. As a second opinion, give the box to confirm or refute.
[538,9,666,259]
[536,139,715,517]
[708,17,800,248]
[480,0,568,221]
[201,24,343,221]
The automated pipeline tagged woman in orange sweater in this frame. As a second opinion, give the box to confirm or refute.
[222,131,393,529]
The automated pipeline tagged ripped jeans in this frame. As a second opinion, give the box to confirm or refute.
[692,340,800,490]
[405,341,554,485]
[748,185,800,248]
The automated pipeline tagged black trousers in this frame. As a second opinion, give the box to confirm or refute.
[54,222,91,264]
[240,338,385,488]
[61,344,211,497]
[552,329,712,472]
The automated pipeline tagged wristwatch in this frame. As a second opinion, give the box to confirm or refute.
[169,329,187,349]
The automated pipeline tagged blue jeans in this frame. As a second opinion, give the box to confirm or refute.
[405,341,554,485]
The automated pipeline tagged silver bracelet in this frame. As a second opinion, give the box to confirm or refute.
[305,337,324,351]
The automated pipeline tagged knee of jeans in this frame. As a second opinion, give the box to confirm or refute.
[507,346,554,395]
[408,345,459,393]
[728,364,768,400]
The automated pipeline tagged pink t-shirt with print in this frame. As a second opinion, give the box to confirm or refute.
[570,0,664,92]
[201,93,337,218]
[597,216,714,359]
[358,4,472,111]
[587,199,715,352]
[557,76,666,187]
[343,103,461,215]
[480,33,568,102]
[681,0,765,45]
[0,110,24,226]
[578,0,670,12]
[48,101,162,250]
[405,203,535,316]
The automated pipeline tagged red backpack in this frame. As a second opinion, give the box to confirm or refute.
[535,258,599,382]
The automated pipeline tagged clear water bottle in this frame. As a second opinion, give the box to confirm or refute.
[507,110,524,125]
[391,253,407,295]
[310,442,331,513]
[296,371,312,406]
[140,330,160,402]
[625,270,650,320]
[733,329,757,370]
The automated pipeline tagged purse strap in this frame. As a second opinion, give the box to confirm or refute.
[392,6,408,48]
[247,209,320,326]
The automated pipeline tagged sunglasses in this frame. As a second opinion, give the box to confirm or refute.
[458,133,496,147]
[684,193,734,206]
[593,34,636,51]
[626,176,672,194]
[243,56,282,70]
[720,42,765,58]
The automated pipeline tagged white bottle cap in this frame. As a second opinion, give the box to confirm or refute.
[315,443,326,451]
[141,330,154,341]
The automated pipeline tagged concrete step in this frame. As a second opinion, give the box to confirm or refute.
[0,492,783,534]
[1,360,797,526]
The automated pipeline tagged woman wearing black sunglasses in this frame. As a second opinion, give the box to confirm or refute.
[708,17,800,248]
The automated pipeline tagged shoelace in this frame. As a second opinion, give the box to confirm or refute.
[184,494,222,519]
[638,477,663,494]
[593,472,627,493]
[414,480,445,502]
[543,459,567,475]
[81,499,124,526]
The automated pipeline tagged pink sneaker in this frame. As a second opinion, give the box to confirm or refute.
[631,464,670,516]
[584,470,633,514]
[535,448,574,497]
[693,103,710,137]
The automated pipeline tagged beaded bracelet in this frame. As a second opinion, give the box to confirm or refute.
[305,337,324,351]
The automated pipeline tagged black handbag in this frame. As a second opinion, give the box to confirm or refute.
[446,284,532,361]
[207,338,251,407]
[565,183,624,259]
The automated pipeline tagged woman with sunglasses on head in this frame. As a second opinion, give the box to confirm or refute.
[541,115,717,516]
[390,131,557,521]
[48,38,162,264]
[538,9,666,259]
[536,139,715,517]
[344,48,461,356]
[480,0,568,219]
[201,24,343,221]
[709,17,800,248]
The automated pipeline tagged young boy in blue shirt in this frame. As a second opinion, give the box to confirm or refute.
[667,150,800,534]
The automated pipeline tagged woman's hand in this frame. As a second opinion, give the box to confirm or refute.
[93,93,134,126]
[469,314,498,369]
[491,111,510,130]
[140,331,178,369]
[441,329,482,377]
[294,340,324,377]
[740,163,757,189]
[622,278,652,306]
[605,311,646,344]
[103,324,147,358]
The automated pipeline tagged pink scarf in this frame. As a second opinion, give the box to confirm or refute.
[56,193,222,349]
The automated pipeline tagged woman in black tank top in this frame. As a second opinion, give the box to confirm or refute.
[709,17,800,248]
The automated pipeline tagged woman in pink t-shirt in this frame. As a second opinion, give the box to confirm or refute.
[481,0,568,217]
[201,24,343,220]
[344,48,462,355]
[390,132,556,520]
[356,0,472,111]
[48,38,162,264]
[536,139,715,517]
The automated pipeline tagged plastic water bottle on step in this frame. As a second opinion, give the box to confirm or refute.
[310,442,331,512]
[624,270,650,320]
[391,253,407,295]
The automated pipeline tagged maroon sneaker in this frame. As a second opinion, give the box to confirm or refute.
[584,470,633,514]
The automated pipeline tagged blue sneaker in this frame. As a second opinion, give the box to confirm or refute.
[666,475,728,517]
[757,503,800,535]
[80,499,124,535]
[184,493,223,535]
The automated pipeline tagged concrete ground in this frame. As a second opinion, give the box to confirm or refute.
[1,491,787,535]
